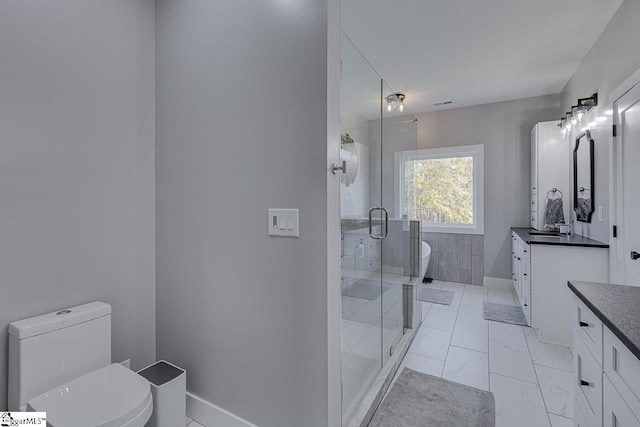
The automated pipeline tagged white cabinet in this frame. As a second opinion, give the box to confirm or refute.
[511,230,608,345]
[572,297,640,426]
[530,121,570,230]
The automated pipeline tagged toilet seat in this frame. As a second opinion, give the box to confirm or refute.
[27,363,152,427]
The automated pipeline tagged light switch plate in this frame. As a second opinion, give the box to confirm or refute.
[268,208,299,237]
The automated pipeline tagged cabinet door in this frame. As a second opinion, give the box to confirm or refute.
[574,398,591,427]
[604,375,640,427]
[514,246,526,307]
[574,331,603,427]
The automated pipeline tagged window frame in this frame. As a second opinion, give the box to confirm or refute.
[394,144,484,234]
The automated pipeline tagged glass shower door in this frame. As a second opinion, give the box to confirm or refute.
[339,34,383,426]
[340,33,418,426]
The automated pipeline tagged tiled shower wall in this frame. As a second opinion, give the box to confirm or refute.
[341,219,421,279]
[421,232,484,286]
[341,220,382,275]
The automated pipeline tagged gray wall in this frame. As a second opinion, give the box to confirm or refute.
[561,0,640,243]
[155,2,330,427]
[0,0,156,408]
[412,95,562,280]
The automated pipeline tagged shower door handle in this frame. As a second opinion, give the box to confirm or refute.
[369,207,389,240]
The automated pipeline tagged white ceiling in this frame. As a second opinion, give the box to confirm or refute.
[341,0,624,119]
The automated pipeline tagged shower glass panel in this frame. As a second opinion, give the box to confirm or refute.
[340,34,383,425]
[380,97,418,365]
[340,33,418,426]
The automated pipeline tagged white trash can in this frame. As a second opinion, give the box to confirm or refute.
[138,360,186,427]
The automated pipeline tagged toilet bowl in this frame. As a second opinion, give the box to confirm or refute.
[421,241,431,279]
[8,302,153,427]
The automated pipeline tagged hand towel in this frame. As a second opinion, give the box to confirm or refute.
[544,197,564,227]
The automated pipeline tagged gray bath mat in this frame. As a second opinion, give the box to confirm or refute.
[369,368,495,427]
[418,288,455,306]
[342,279,389,300]
[483,301,528,326]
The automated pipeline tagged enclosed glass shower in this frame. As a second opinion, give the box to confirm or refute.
[340,34,420,425]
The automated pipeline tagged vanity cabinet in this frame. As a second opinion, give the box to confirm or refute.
[572,296,640,426]
[530,121,570,230]
[511,229,608,345]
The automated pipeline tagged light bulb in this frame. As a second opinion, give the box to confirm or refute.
[570,116,578,126]
[576,109,585,122]
[387,103,392,112]
[399,103,404,112]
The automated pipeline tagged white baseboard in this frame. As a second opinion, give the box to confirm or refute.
[186,392,258,427]
[483,276,514,291]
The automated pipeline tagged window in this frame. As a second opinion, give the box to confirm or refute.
[395,145,484,234]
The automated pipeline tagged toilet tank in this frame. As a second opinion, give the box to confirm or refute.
[8,302,112,411]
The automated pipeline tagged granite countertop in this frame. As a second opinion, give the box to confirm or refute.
[568,281,640,361]
[512,227,609,248]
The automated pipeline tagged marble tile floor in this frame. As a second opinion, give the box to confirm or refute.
[386,281,574,427]
[340,271,409,423]
[186,416,204,426]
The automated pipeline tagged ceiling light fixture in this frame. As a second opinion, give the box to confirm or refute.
[386,93,405,113]
[557,93,598,138]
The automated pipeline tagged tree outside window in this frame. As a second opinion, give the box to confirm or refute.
[404,156,474,224]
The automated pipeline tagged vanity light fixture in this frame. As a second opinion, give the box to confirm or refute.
[386,93,405,113]
[575,105,587,123]
[557,93,598,138]
[570,114,578,127]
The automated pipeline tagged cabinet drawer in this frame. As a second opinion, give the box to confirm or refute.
[604,374,640,427]
[574,297,603,366]
[531,214,538,230]
[604,328,640,419]
[574,397,592,427]
[531,194,538,212]
[574,331,602,427]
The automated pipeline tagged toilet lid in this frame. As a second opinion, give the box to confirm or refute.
[27,363,151,427]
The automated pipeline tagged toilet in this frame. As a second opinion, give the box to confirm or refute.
[421,241,431,280]
[8,302,153,427]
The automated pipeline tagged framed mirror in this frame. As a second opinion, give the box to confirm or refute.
[574,130,595,222]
